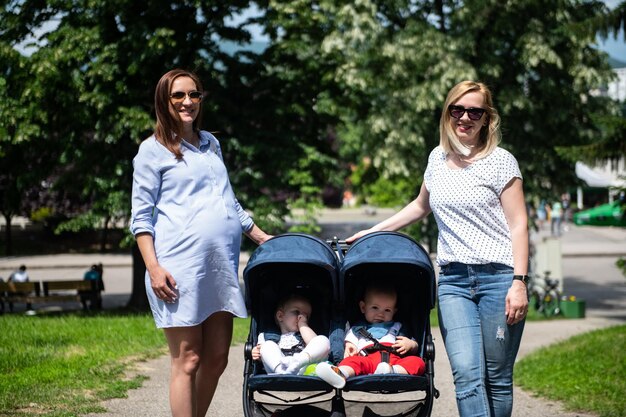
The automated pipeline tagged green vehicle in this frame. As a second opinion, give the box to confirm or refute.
[573,201,626,227]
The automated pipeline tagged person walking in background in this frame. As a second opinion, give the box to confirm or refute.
[130,69,272,417]
[347,80,529,417]
[561,193,571,231]
[536,200,547,230]
[551,199,563,237]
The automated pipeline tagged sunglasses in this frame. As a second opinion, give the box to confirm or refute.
[169,90,203,104]
[448,105,486,121]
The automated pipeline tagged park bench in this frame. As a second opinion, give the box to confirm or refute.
[0,280,102,313]
[42,280,101,311]
[0,281,40,313]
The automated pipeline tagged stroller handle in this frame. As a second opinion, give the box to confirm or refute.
[327,237,350,263]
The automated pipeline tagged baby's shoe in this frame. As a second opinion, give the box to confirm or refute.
[374,362,394,374]
[316,362,346,389]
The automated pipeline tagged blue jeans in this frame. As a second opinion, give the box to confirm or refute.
[437,263,525,417]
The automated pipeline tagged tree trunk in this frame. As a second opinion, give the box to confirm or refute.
[100,216,110,253]
[126,242,150,311]
[3,213,12,256]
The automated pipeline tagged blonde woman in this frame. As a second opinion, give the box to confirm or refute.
[348,81,529,417]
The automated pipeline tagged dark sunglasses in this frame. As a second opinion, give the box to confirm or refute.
[448,105,486,121]
[169,90,203,104]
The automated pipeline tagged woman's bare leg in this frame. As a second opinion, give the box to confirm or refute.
[195,311,234,417]
[163,324,203,417]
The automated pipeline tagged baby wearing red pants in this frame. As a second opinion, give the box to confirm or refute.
[317,282,425,388]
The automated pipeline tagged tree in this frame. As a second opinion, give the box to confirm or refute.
[309,0,618,203]
[1,0,268,307]
[0,39,49,255]
[0,0,344,306]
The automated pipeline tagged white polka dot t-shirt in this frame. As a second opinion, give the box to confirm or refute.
[424,146,522,268]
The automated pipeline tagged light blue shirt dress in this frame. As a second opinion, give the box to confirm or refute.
[130,131,252,328]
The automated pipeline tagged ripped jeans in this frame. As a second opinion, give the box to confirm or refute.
[438,263,525,417]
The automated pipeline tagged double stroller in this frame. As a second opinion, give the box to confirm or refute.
[242,232,438,417]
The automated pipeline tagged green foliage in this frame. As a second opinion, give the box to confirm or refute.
[365,176,419,208]
[0,0,344,246]
[516,324,626,417]
[0,0,621,250]
[29,207,55,223]
[312,0,618,204]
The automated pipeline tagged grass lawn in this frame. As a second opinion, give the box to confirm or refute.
[0,309,251,417]
[1,310,174,417]
[515,324,626,417]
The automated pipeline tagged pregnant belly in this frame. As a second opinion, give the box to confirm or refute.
[155,205,242,259]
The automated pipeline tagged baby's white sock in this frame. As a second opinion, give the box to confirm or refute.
[374,362,394,374]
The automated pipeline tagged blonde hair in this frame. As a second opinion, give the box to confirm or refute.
[439,80,501,159]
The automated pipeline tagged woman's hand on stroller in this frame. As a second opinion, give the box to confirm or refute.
[346,228,375,244]
[393,336,418,356]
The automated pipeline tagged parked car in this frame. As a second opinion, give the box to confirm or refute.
[573,201,626,227]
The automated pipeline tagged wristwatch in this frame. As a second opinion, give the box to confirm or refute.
[513,275,530,285]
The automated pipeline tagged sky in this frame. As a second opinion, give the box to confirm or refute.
[596,0,625,62]
[598,33,626,62]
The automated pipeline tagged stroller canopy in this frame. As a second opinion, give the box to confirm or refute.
[341,231,436,310]
[243,233,340,311]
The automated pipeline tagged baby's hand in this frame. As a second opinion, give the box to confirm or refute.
[297,314,309,328]
[344,342,358,357]
[251,344,261,361]
[393,336,418,355]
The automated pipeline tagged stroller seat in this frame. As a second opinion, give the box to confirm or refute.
[243,234,341,414]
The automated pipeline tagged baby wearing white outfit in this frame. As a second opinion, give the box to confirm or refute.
[252,294,330,375]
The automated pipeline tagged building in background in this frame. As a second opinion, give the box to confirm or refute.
[580,57,625,209]
[607,65,626,101]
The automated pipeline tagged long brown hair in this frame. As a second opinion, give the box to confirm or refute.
[439,80,501,160]
[154,69,204,159]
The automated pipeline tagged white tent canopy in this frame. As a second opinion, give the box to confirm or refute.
[575,161,624,187]
[575,160,625,208]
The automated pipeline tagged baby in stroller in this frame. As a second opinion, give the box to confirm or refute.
[317,282,426,389]
[252,293,331,375]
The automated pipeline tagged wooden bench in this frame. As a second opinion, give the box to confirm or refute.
[0,280,102,313]
[0,281,41,313]
[42,280,101,311]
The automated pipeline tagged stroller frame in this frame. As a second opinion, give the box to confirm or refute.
[242,232,438,417]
